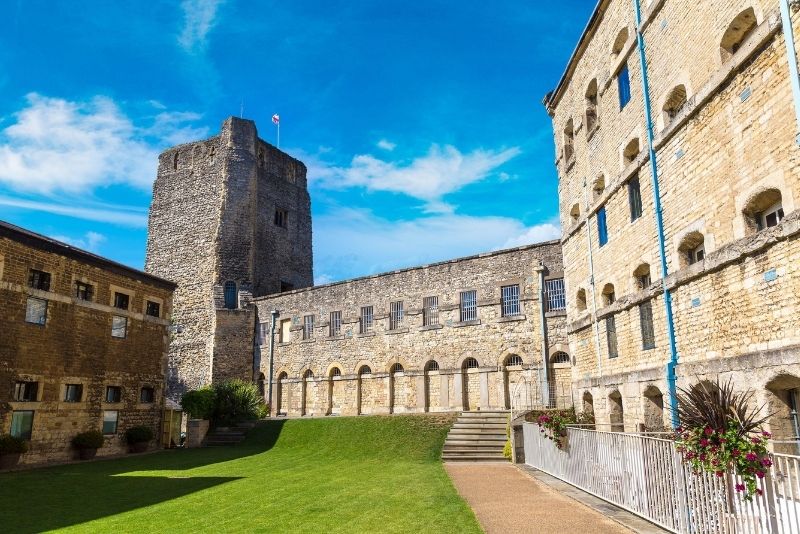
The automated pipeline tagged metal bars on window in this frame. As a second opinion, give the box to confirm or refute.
[329,311,342,337]
[501,285,521,317]
[389,301,404,330]
[544,278,566,311]
[360,306,373,333]
[460,290,477,322]
[423,296,439,326]
[303,314,314,340]
[640,300,656,350]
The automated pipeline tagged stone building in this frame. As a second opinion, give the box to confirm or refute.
[145,117,313,399]
[254,242,569,416]
[0,220,175,464]
[545,0,800,444]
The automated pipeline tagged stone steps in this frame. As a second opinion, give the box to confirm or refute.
[442,410,509,463]
[203,424,253,447]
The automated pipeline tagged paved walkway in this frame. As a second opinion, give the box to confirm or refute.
[445,462,632,534]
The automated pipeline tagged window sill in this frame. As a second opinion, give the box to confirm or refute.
[278,342,291,347]
[357,332,376,338]
[9,401,42,409]
[324,335,345,341]
[419,324,444,332]
[545,310,567,318]
[300,338,316,344]
[453,319,481,328]
[385,328,409,335]
[497,315,525,323]
[102,402,124,408]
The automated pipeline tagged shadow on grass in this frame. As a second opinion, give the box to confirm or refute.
[0,420,286,533]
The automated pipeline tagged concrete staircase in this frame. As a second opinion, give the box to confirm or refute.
[442,410,509,462]
[203,421,257,447]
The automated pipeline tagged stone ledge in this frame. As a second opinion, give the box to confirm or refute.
[323,335,345,342]
[385,327,409,335]
[356,332,376,338]
[300,338,316,344]
[544,310,566,318]
[496,315,526,323]
[418,324,444,332]
[453,319,481,328]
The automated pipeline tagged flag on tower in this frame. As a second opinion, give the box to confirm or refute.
[272,114,280,125]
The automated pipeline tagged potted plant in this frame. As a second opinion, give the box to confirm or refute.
[71,430,104,460]
[125,426,154,453]
[0,434,28,469]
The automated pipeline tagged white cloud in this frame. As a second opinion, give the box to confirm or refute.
[51,231,107,253]
[178,0,223,52]
[0,196,149,227]
[0,93,207,195]
[376,139,396,151]
[313,208,561,282]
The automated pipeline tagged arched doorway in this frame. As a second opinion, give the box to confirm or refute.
[301,369,313,416]
[461,357,480,410]
[549,351,571,408]
[642,385,664,432]
[609,390,624,432]
[424,360,440,412]
[582,391,595,429]
[503,354,524,409]
[328,366,342,415]
[357,365,371,415]
[257,372,266,399]
[389,363,404,413]
[276,371,288,415]
[765,374,800,455]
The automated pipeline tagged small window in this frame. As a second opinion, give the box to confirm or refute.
[425,360,440,372]
[597,206,608,246]
[279,319,292,343]
[623,138,640,165]
[585,79,598,134]
[602,283,616,306]
[223,281,237,309]
[75,281,93,301]
[105,386,122,403]
[460,290,478,322]
[462,357,479,370]
[679,232,705,267]
[576,288,587,312]
[329,311,342,337]
[501,285,521,317]
[330,367,341,378]
[640,300,656,350]
[618,64,631,109]
[14,381,39,402]
[359,365,372,375]
[689,244,705,264]
[303,315,315,340]
[606,315,619,358]
[563,119,575,163]
[25,297,47,325]
[545,278,566,311]
[628,176,643,221]
[360,306,374,334]
[662,85,688,123]
[720,8,757,62]
[10,410,34,440]
[390,363,404,374]
[389,301,404,330]
[423,296,439,326]
[102,410,118,434]
[592,175,606,200]
[274,208,288,229]
[634,263,652,290]
[612,27,629,55]
[140,387,155,403]
[28,269,51,291]
[145,301,160,318]
[114,292,129,310]
[506,354,524,366]
[64,384,83,402]
[757,202,784,231]
[569,203,581,223]
[552,352,570,365]
[111,316,128,338]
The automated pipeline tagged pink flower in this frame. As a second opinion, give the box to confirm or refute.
[762,458,773,468]
[735,483,745,492]
[762,431,772,438]
[715,471,724,477]
[699,453,707,461]
[676,426,683,433]
[756,471,765,479]
[746,453,758,461]
[731,449,740,457]
[700,438,710,447]
[757,489,764,496]
[752,437,762,444]
[704,427,714,436]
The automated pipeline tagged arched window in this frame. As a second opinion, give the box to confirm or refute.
[576,288,587,312]
[582,391,594,415]
[462,357,479,370]
[601,283,616,306]
[633,263,651,290]
[612,27,628,55]
[551,352,570,365]
[506,354,523,367]
[720,8,757,62]
[570,203,581,223]
[303,369,313,379]
[358,365,371,375]
[609,390,624,432]
[592,175,605,200]
[390,363,404,374]
[585,79,598,134]
[678,231,705,267]
[330,367,342,378]
[278,371,288,381]
[223,281,237,309]
[743,188,784,234]
[662,85,687,124]
[424,360,440,372]
[563,119,575,163]
[623,137,640,165]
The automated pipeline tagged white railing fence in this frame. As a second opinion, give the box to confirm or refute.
[523,424,800,533]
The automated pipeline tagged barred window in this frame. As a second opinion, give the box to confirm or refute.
[75,281,93,301]
[28,269,51,291]
[329,311,342,337]
[423,296,439,326]
[606,315,619,358]
[545,278,566,311]
[463,357,479,369]
[460,290,477,322]
[640,300,656,350]
[360,306,374,334]
[303,315,314,340]
[389,301,404,330]
[501,285,520,317]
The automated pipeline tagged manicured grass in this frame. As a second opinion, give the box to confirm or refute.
[0,415,482,533]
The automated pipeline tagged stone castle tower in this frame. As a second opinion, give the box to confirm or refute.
[145,117,313,398]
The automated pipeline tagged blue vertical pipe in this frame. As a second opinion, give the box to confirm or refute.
[632,0,680,428]
[780,0,800,145]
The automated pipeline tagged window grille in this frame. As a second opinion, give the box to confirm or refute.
[501,285,521,317]
[506,354,523,366]
[628,176,643,221]
[28,269,51,291]
[330,367,341,377]
[390,363,404,374]
[552,352,570,364]
[389,301,404,330]
[223,281,237,309]
[423,296,439,326]
[274,208,288,228]
[75,281,93,301]
[544,278,566,311]
[597,206,608,246]
[359,365,371,375]
[303,315,314,340]
[606,315,619,358]
[146,300,160,317]
[463,357,479,369]
[425,360,440,372]
[114,292,129,310]
[618,63,631,109]
[360,306,374,333]
[640,300,656,350]
[329,311,342,337]
[140,387,155,403]
[638,273,652,289]
[460,290,477,322]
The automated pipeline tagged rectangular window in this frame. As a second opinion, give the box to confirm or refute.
[640,300,656,350]
[618,63,631,109]
[501,285,521,317]
[279,319,292,343]
[274,208,288,228]
[638,273,652,289]
[14,381,39,402]
[140,387,155,403]
[10,411,34,440]
[329,311,342,337]
[460,290,478,322]
[597,206,608,246]
[102,410,118,435]
[28,269,51,291]
[360,306,374,334]
[64,384,83,402]
[75,281,93,301]
[105,386,122,403]
[25,297,47,325]
[303,315,314,340]
[544,278,566,311]
[111,316,127,338]
[423,296,439,326]
[628,176,643,221]
[145,300,160,318]
[606,315,619,358]
[389,301,404,330]
[114,292,129,310]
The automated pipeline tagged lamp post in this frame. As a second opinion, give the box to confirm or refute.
[267,309,280,416]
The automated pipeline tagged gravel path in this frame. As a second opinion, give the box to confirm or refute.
[445,462,632,534]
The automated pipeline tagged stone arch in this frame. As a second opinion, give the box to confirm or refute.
[608,390,624,432]
[583,391,595,418]
[356,363,373,416]
[601,283,616,306]
[765,374,800,454]
[301,368,314,416]
[585,78,599,134]
[720,7,758,63]
[388,360,407,414]
[461,356,481,411]
[501,353,524,410]
[642,385,665,432]
[611,26,629,55]
[576,287,587,312]
[257,372,266,399]
[742,187,784,234]
[385,357,411,374]
[633,262,652,291]
[677,231,706,268]
[423,360,441,412]
[661,84,688,126]
[548,351,571,409]
[327,364,344,416]
[276,371,288,415]
[563,118,575,163]
[622,137,641,166]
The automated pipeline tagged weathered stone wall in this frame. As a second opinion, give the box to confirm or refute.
[0,224,174,465]
[256,242,569,415]
[547,0,800,434]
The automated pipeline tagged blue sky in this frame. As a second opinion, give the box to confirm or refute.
[0,0,593,283]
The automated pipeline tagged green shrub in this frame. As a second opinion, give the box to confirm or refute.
[257,403,270,420]
[72,430,104,450]
[125,426,155,444]
[181,387,215,420]
[0,434,28,455]
[502,439,512,459]
[212,380,264,426]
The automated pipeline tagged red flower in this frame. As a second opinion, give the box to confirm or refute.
[715,471,724,477]
[700,438,710,446]
[756,471,765,479]
[735,483,745,492]
[746,452,758,461]
[762,431,772,438]
[762,458,773,468]
[757,489,764,496]
[731,449,740,457]
[704,427,714,436]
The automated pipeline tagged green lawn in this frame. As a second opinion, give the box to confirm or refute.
[0,415,482,533]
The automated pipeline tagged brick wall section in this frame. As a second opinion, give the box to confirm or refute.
[255,242,568,416]
[546,0,800,435]
[0,223,174,465]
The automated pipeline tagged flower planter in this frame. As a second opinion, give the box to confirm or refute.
[0,453,21,470]
[129,441,149,453]
[77,448,97,461]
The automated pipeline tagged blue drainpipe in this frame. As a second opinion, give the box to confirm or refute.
[633,0,680,428]
[780,0,800,145]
